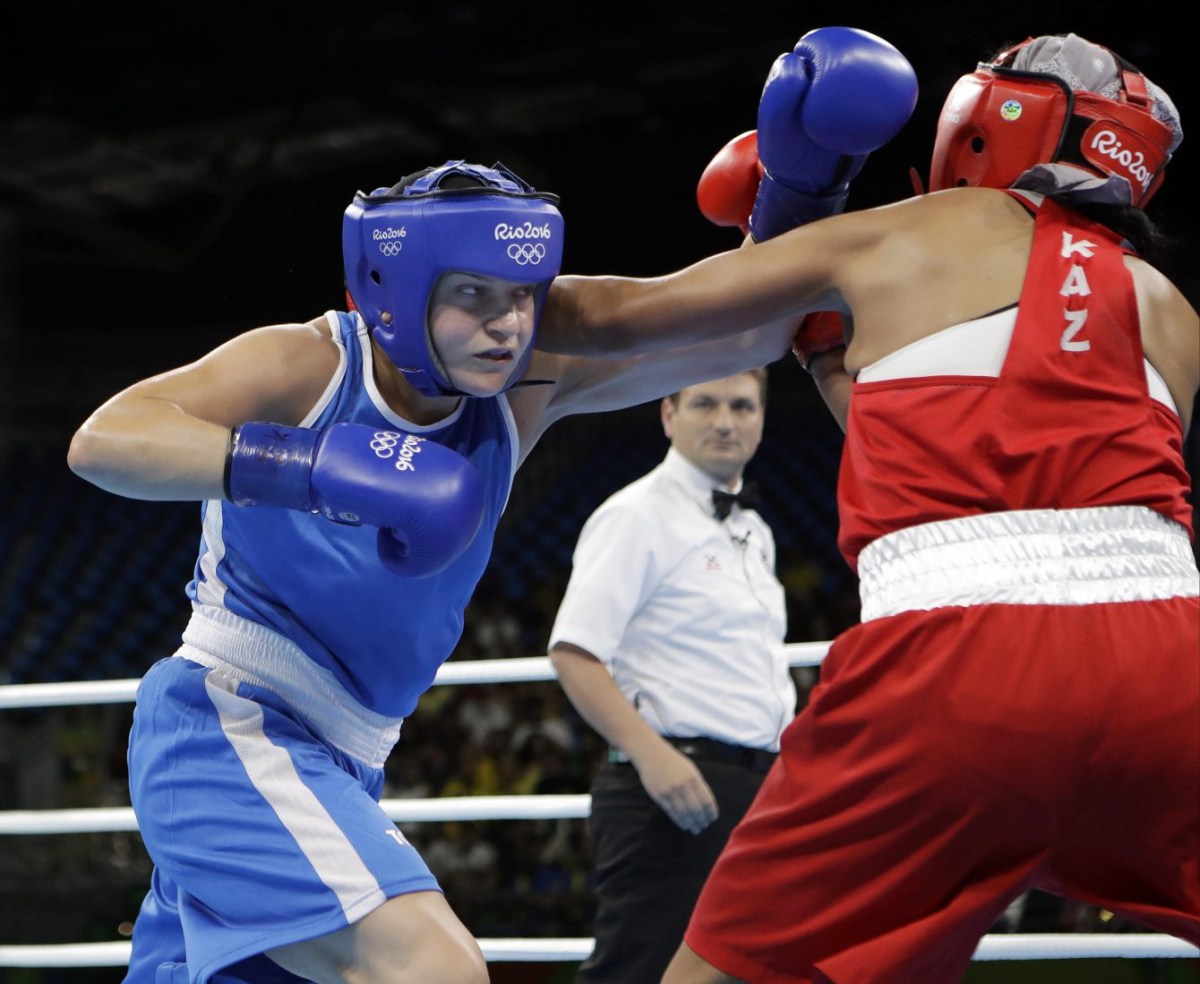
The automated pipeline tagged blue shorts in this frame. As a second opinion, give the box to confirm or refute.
[124,653,440,984]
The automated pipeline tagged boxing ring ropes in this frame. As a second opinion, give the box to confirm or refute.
[1,642,1196,971]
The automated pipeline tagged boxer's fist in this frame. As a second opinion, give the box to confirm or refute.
[792,311,846,372]
[697,130,762,234]
[227,421,485,577]
[750,26,918,241]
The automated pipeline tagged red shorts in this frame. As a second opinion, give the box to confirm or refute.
[685,597,1200,983]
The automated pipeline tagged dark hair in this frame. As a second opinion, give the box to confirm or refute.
[668,368,769,407]
[1060,200,1176,262]
[387,167,487,196]
[386,161,532,197]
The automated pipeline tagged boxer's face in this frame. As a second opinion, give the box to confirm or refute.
[662,372,765,485]
[428,272,537,395]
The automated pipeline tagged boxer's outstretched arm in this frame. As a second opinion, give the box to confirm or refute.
[539,209,866,359]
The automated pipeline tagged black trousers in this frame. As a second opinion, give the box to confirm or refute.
[577,741,775,984]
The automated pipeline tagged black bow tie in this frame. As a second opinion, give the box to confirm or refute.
[712,483,759,521]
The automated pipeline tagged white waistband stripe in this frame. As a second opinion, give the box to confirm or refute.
[180,607,403,767]
[858,507,1198,622]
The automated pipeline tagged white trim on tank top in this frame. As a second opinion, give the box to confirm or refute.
[856,306,1177,415]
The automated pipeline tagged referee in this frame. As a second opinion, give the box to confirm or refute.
[548,368,796,983]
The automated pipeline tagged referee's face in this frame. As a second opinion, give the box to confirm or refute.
[662,372,765,486]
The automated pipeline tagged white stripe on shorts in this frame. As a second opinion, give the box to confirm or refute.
[203,671,388,923]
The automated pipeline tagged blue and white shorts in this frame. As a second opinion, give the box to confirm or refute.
[124,632,439,984]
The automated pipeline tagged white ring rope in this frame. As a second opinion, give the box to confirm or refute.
[0,934,1195,967]
[0,643,827,709]
[0,794,593,834]
[2,641,1195,967]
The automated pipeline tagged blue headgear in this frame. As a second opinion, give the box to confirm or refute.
[342,161,565,396]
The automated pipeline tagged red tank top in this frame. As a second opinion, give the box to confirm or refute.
[837,194,1193,571]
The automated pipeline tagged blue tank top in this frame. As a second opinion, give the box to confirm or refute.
[185,311,518,717]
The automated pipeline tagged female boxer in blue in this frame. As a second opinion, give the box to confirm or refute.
[68,25,916,981]
[66,162,794,984]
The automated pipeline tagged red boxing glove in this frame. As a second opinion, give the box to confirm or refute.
[792,311,845,371]
[696,130,763,235]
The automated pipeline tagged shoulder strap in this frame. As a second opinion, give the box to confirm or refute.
[1002,188,1042,215]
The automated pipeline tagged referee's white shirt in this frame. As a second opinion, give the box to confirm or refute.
[549,447,795,751]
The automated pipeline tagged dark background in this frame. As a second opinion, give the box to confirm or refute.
[0,4,1196,444]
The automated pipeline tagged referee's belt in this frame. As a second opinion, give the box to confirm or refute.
[609,736,778,774]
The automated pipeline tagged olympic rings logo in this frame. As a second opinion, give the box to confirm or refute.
[507,243,546,265]
[369,431,425,471]
[370,432,403,457]
[377,241,403,257]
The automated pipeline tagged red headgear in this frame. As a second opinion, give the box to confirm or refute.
[928,37,1178,206]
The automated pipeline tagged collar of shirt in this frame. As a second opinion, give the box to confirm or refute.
[662,447,744,520]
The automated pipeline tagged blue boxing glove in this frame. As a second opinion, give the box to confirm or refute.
[750,26,918,241]
[226,421,485,577]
